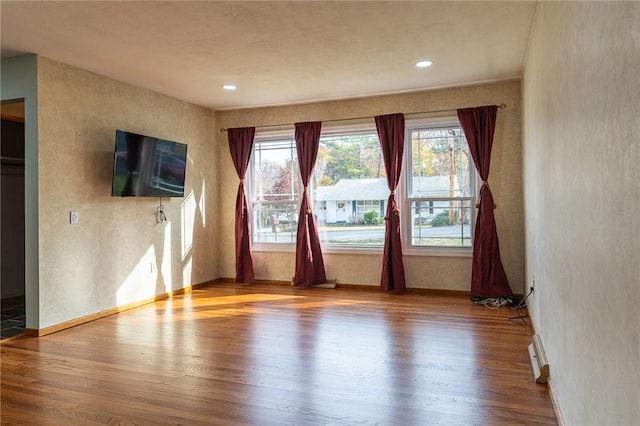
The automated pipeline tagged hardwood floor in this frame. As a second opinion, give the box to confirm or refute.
[1,283,557,425]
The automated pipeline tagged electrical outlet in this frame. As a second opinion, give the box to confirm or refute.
[150,262,156,273]
[70,211,79,224]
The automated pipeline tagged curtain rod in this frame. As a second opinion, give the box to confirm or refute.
[219,103,506,133]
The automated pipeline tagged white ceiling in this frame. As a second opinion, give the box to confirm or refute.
[1,1,537,110]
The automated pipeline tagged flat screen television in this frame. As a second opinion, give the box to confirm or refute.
[111,130,187,197]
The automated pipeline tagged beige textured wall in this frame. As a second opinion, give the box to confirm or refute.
[217,81,523,292]
[37,57,219,329]
[523,3,640,424]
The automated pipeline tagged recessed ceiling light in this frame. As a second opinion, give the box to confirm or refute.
[222,84,237,90]
[416,60,433,68]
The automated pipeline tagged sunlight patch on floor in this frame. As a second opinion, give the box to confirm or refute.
[149,293,375,322]
[190,293,303,306]
[167,306,278,321]
[285,299,373,309]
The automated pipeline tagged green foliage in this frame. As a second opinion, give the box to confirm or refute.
[410,129,472,197]
[318,134,385,183]
[316,175,334,187]
[430,210,451,227]
[363,210,379,225]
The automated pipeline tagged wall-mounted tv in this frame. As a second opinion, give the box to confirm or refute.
[111,130,187,197]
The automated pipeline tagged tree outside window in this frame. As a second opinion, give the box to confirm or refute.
[250,119,475,252]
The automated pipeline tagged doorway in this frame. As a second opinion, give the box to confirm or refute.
[1,99,26,339]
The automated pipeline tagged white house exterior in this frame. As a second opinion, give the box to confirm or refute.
[314,176,458,224]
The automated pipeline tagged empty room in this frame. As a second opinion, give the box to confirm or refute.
[1,2,638,425]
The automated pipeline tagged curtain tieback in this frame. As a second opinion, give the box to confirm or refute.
[302,187,313,213]
[477,182,496,208]
[384,209,400,220]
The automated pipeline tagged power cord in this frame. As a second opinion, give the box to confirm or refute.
[478,298,511,309]
[508,288,534,326]
[156,198,167,224]
[472,287,534,326]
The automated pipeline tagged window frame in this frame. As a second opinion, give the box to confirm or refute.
[400,116,477,257]
[315,123,386,253]
[248,118,477,257]
[249,129,300,252]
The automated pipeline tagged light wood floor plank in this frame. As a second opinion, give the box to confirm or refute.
[1,283,557,425]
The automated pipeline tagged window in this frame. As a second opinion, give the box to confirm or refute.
[251,138,300,244]
[314,131,385,246]
[251,127,386,248]
[404,119,475,250]
[356,200,382,220]
[249,118,475,254]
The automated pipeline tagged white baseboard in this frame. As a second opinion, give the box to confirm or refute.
[547,378,565,426]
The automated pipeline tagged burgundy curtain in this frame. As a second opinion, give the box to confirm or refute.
[228,127,255,284]
[292,122,327,287]
[375,113,406,292]
[457,106,512,298]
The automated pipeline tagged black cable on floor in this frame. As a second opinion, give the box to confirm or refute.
[508,288,534,326]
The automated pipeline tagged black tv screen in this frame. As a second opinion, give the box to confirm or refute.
[111,130,187,197]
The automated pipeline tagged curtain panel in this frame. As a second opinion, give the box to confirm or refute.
[457,106,512,299]
[292,122,327,287]
[375,113,406,292]
[227,127,256,284]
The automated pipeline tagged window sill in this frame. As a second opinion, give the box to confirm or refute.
[321,245,383,255]
[252,243,383,255]
[252,243,472,257]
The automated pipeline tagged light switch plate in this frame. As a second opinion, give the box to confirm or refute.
[70,211,79,224]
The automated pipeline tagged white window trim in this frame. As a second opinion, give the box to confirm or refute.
[250,130,299,252]
[248,118,477,257]
[316,124,385,253]
[252,243,385,255]
[400,116,478,258]
[251,125,386,254]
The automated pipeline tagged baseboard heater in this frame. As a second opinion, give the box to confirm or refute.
[528,334,549,383]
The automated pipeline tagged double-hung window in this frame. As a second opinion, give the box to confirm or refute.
[403,118,475,253]
[314,128,385,247]
[249,118,475,255]
[250,125,385,250]
[250,136,300,244]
